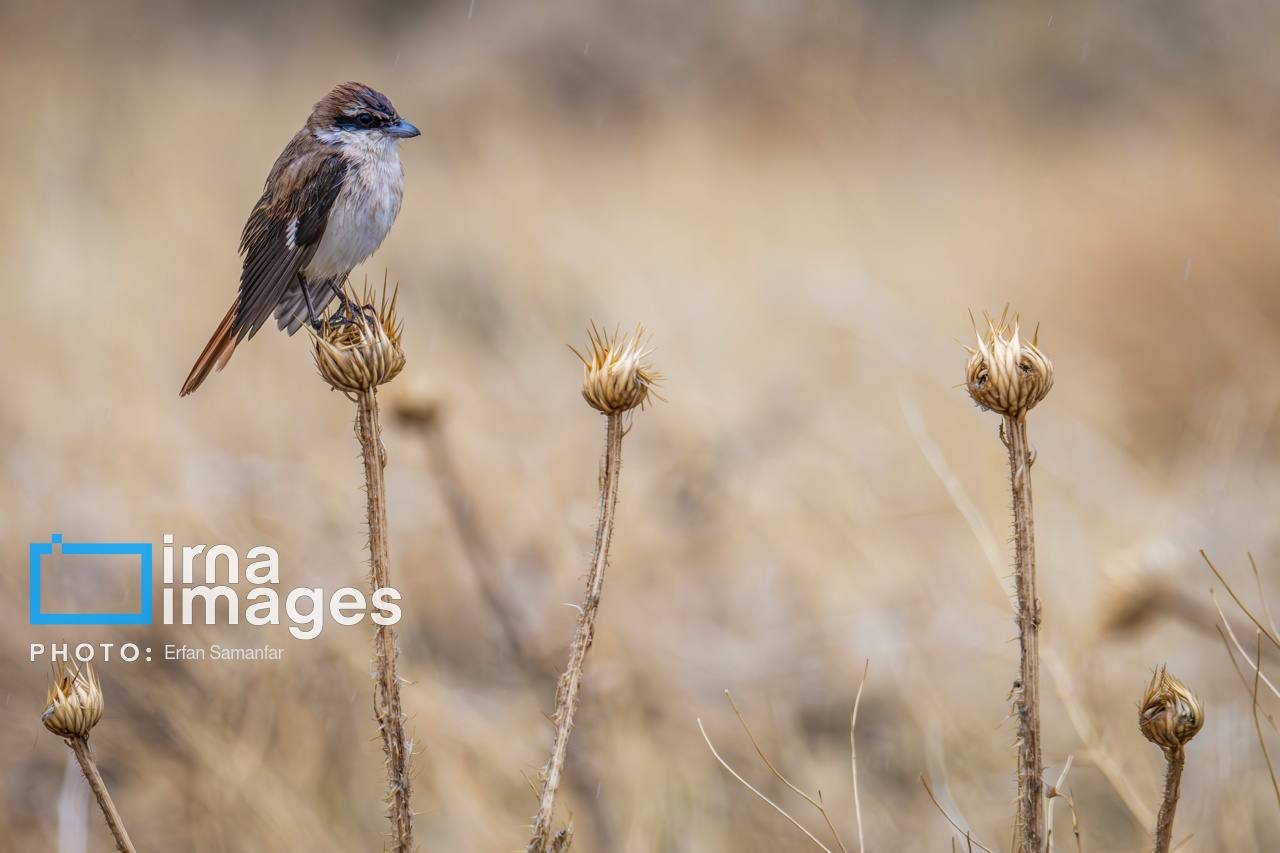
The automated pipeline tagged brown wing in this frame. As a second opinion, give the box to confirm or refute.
[180,144,347,396]
[233,149,348,340]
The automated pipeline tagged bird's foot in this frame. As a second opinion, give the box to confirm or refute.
[321,293,366,328]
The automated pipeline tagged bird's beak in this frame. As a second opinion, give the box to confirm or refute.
[387,118,421,138]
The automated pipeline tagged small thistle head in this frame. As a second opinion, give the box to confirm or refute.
[1139,666,1204,754]
[42,662,103,739]
[964,307,1053,417]
[312,281,406,397]
[572,324,663,415]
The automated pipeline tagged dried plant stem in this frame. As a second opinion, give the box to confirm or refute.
[1153,745,1184,853]
[67,736,136,853]
[920,777,997,853]
[699,719,836,853]
[1004,414,1043,853]
[357,388,413,853]
[724,691,849,853]
[851,661,869,853]
[528,412,625,853]
[1045,757,1082,853]
[1250,631,1280,816]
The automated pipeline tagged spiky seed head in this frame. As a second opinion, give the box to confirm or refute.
[964,308,1053,417]
[1139,666,1204,754]
[42,662,103,739]
[312,283,406,397]
[572,324,663,415]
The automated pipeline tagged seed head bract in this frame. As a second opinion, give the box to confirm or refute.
[42,661,103,739]
[571,324,663,415]
[1139,666,1204,754]
[312,282,406,397]
[964,307,1053,417]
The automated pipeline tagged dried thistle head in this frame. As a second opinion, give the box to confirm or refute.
[312,282,406,396]
[964,308,1053,417]
[1139,666,1204,754]
[572,323,663,415]
[42,662,103,739]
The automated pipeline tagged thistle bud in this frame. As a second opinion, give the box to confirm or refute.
[573,324,662,415]
[312,285,406,396]
[42,662,103,739]
[1139,666,1204,754]
[965,309,1053,417]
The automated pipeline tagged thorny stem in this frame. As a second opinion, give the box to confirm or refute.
[528,412,625,853]
[358,388,414,853]
[68,735,136,853]
[1153,746,1184,853]
[1004,414,1043,853]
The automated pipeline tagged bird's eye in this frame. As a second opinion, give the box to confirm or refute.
[357,113,376,128]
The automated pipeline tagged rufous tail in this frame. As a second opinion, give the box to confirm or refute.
[180,304,238,396]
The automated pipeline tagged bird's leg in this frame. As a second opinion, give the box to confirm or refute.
[324,278,367,324]
[330,276,377,322]
[300,276,324,331]
[313,278,366,327]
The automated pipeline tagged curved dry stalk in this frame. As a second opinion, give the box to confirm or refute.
[67,736,136,853]
[851,661,869,853]
[920,776,997,853]
[1216,626,1280,737]
[1044,757,1081,853]
[357,387,413,852]
[1249,554,1280,641]
[699,719,835,853]
[1203,551,1280,651]
[1250,632,1280,816]
[1211,590,1280,705]
[705,667,870,852]
[528,412,625,853]
[724,692,850,853]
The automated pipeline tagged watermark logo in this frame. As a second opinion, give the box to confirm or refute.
[29,535,153,626]
[26,534,401,640]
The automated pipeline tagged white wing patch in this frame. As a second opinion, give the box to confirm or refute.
[286,217,299,250]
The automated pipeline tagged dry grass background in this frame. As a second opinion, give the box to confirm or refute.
[5,0,1280,849]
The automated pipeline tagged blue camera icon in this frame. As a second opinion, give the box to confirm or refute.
[29,534,153,625]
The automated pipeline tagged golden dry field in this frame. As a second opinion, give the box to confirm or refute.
[4,0,1280,850]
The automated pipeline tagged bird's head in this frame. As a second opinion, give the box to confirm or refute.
[310,82,420,143]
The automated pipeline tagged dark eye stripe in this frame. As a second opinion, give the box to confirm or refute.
[337,112,391,130]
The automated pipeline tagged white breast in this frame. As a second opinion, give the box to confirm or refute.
[305,131,406,281]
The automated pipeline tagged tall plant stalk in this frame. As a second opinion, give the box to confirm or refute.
[964,309,1054,853]
[312,284,412,851]
[529,411,624,853]
[42,663,136,853]
[1139,666,1203,853]
[528,324,660,853]
[68,736,137,853]
[358,388,413,851]
[1005,414,1043,848]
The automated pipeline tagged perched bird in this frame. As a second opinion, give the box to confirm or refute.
[181,82,420,396]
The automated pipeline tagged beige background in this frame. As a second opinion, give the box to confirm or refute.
[3,0,1280,849]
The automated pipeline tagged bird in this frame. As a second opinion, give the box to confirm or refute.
[180,82,420,396]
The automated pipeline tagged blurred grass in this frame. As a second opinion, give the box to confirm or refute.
[4,0,1280,850]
